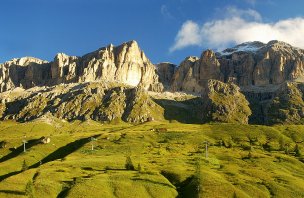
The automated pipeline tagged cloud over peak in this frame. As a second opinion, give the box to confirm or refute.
[170,7,304,52]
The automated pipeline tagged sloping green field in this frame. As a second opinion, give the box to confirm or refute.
[0,120,304,198]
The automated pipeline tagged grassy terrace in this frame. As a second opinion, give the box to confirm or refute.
[0,120,304,198]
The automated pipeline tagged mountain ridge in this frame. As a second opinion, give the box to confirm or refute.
[0,40,163,93]
[1,40,304,124]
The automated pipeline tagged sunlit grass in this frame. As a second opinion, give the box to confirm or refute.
[0,120,304,197]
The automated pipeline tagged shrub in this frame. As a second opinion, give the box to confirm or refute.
[295,144,302,157]
[21,160,28,171]
[25,180,34,198]
[125,156,135,170]
[223,138,233,148]
[247,151,252,159]
[241,144,252,151]
[137,163,142,172]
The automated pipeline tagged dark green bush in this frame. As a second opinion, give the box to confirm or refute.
[125,156,135,170]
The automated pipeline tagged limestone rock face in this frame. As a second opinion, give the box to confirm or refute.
[79,41,162,91]
[156,62,176,89]
[171,56,199,92]
[172,41,304,94]
[0,41,162,92]
[51,53,79,82]
[199,50,223,83]
[0,57,50,92]
[219,41,304,87]
[201,80,251,124]
[171,50,223,93]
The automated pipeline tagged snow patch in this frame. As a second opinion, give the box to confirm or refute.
[218,41,265,56]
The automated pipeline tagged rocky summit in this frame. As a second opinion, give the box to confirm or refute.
[0,40,163,93]
[1,40,304,124]
[172,40,304,93]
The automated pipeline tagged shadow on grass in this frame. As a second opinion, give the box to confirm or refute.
[159,172,198,198]
[0,138,41,163]
[131,177,175,189]
[31,134,101,168]
[0,190,25,195]
[153,98,202,124]
[176,176,198,198]
[0,170,23,182]
[57,180,75,198]
[0,135,100,182]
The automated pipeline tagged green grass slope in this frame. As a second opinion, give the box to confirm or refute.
[0,120,304,197]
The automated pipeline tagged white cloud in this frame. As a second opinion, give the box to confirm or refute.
[169,20,202,52]
[170,7,304,52]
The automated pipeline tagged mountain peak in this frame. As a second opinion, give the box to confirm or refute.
[0,40,163,93]
[219,41,265,55]
[267,40,289,46]
[218,40,304,56]
[125,40,138,46]
[5,57,48,66]
[118,40,140,50]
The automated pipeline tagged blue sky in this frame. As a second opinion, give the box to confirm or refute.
[1,0,304,65]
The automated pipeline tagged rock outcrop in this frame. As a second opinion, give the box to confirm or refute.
[156,62,176,89]
[0,82,164,123]
[0,57,50,92]
[201,80,251,124]
[171,56,199,92]
[0,41,163,93]
[266,82,304,124]
[171,50,223,93]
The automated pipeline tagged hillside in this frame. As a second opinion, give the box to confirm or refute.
[1,40,304,197]
[0,120,304,197]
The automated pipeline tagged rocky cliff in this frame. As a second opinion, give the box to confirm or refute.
[172,40,304,93]
[0,57,50,92]
[171,50,223,93]
[156,62,176,89]
[0,41,163,93]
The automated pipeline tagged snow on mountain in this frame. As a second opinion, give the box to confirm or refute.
[218,41,265,56]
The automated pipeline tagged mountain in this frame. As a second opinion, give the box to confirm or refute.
[2,41,304,198]
[172,40,304,93]
[1,40,304,124]
[0,40,163,93]
[170,40,304,124]
[0,82,166,123]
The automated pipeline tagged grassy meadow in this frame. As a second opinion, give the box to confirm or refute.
[0,119,304,198]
